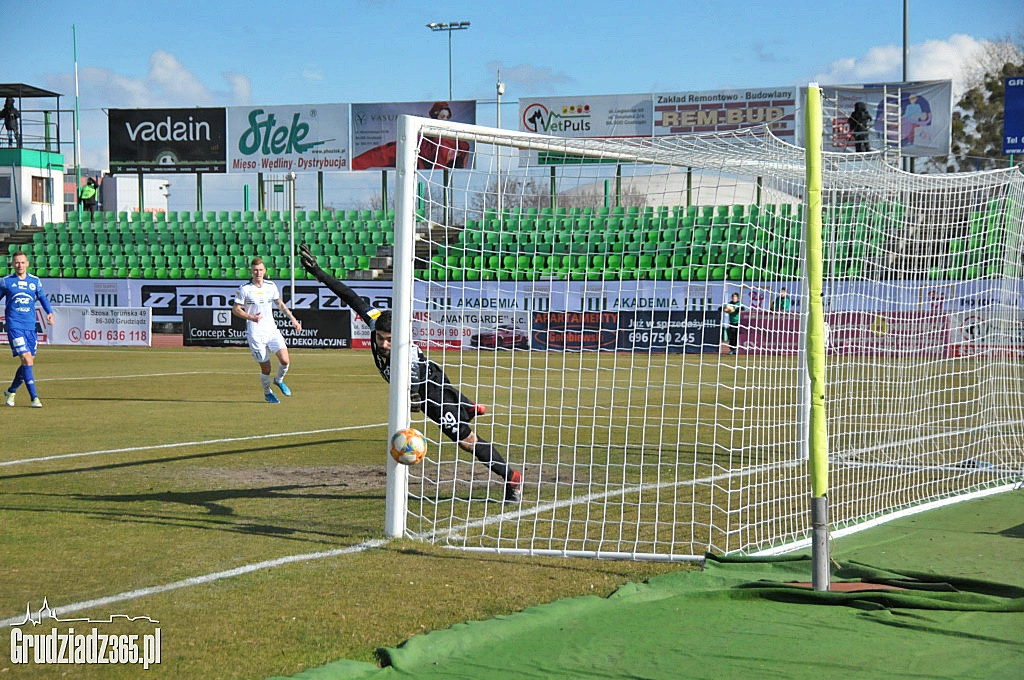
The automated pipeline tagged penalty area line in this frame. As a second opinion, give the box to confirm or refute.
[0,538,390,628]
[0,422,388,468]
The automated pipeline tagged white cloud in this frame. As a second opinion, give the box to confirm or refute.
[487,61,574,94]
[302,68,325,83]
[148,50,214,104]
[223,72,251,104]
[41,50,252,170]
[812,34,991,101]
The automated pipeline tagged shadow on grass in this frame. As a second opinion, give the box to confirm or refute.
[385,540,689,579]
[71,482,369,515]
[0,437,363,483]
[53,396,258,404]
[0,437,388,544]
[1,479,385,545]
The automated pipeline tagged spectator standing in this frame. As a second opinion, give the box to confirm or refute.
[1,97,19,147]
[771,287,792,311]
[78,177,98,216]
[848,102,872,153]
[722,292,744,355]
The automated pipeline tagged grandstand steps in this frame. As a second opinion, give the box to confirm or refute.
[342,245,393,280]
[0,225,41,254]
[413,221,462,277]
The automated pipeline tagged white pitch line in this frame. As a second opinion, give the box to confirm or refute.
[41,371,225,382]
[0,538,390,628]
[40,369,384,382]
[0,423,387,468]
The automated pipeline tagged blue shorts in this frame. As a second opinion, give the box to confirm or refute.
[8,329,38,357]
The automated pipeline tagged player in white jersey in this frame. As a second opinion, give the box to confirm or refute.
[231,257,302,404]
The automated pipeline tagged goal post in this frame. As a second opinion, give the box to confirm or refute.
[384,111,1024,563]
[384,115,421,538]
[804,84,831,590]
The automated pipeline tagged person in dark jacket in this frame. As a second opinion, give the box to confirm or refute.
[1,98,19,147]
[78,178,98,216]
[297,244,523,503]
[848,102,872,153]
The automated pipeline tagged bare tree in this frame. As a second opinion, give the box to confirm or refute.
[467,173,646,219]
[942,37,1024,172]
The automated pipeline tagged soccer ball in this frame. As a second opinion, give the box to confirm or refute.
[390,428,427,465]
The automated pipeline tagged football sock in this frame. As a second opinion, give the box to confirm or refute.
[473,441,511,480]
[8,366,25,393]
[260,373,272,392]
[23,366,37,399]
[275,363,289,383]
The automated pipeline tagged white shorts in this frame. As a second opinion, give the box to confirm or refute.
[248,330,287,363]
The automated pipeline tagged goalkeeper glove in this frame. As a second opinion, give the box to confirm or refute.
[298,243,325,278]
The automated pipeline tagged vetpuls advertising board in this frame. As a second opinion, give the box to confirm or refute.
[517,89,796,144]
[519,94,653,139]
[226,104,350,173]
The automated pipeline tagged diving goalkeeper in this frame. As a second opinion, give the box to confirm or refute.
[298,244,523,503]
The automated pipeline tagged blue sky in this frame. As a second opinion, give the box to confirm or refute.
[5,0,1021,200]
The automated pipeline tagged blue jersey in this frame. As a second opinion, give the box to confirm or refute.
[0,273,53,333]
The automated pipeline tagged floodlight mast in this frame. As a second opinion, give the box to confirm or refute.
[425,21,471,100]
[496,70,505,214]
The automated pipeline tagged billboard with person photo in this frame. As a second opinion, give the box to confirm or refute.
[817,80,952,157]
[350,100,476,170]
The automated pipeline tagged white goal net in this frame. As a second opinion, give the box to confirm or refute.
[386,115,1024,561]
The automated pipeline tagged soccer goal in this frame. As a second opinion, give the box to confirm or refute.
[384,100,1024,563]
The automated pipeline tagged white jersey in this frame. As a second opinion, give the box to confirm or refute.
[234,279,283,342]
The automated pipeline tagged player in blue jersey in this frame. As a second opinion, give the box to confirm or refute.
[1,252,55,408]
[297,244,523,503]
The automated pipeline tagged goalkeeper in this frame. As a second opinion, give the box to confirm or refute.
[298,244,523,503]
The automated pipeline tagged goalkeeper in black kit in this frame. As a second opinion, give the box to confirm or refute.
[298,245,523,503]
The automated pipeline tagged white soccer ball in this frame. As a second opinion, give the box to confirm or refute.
[390,428,427,465]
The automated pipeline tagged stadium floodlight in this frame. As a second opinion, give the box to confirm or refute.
[425,21,471,100]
